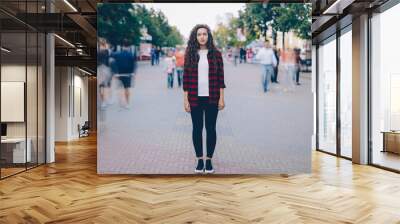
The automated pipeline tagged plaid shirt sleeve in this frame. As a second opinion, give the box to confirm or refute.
[183,63,190,91]
[217,51,226,89]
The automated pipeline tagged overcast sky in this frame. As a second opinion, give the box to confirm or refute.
[141,3,246,39]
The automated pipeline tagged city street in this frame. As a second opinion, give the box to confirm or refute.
[98,57,313,174]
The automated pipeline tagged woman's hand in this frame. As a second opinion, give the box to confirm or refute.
[184,98,191,113]
[183,91,190,112]
[218,98,225,110]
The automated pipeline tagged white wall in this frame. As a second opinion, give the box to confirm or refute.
[1,65,25,130]
[1,65,25,81]
[1,65,38,138]
[55,66,70,141]
[55,67,89,141]
[71,72,89,138]
[1,64,46,164]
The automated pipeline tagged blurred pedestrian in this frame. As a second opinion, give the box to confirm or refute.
[232,46,239,66]
[247,48,254,64]
[240,46,246,63]
[255,40,277,93]
[98,38,112,110]
[175,47,185,87]
[165,49,176,88]
[294,48,302,85]
[227,47,232,61]
[151,46,156,66]
[272,45,280,83]
[155,47,161,65]
[111,39,137,109]
[280,48,296,92]
[183,24,226,174]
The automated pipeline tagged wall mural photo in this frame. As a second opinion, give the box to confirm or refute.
[97,3,313,174]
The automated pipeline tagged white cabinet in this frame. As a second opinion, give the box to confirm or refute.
[1,138,32,163]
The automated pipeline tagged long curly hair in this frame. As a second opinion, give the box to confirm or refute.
[184,24,218,67]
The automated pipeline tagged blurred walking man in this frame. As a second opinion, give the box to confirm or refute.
[255,40,277,93]
[111,39,137,109]
[175,47,185,87]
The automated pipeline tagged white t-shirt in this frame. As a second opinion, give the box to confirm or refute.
[198,49,209,96]
[255,47,277,66]
[164,56,175,73]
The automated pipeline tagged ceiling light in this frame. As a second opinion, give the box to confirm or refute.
[1,47,11,53]
[323,2,340,14]
[78,67,92,76]
[322,0,353,15]
[54,34,75,48]
[63,0,78,12]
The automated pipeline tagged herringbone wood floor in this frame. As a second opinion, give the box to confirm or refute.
[1,135,400,224]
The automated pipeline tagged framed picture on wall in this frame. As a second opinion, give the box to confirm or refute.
[1,81,25,122]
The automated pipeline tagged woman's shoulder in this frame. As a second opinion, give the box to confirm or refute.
[213,49,222,58]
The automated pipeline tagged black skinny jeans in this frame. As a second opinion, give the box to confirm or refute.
[190,97,219,158]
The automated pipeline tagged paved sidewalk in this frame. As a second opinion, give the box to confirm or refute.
[98,58,313,174]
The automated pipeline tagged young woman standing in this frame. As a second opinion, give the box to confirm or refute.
[183,24,226,174]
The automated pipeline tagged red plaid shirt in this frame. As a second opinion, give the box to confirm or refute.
[183,49,226,107]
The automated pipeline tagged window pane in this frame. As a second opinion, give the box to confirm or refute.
[1,30,27,177]
[340,29,352,158]
[371,4,400,171]
[318,37,337,154]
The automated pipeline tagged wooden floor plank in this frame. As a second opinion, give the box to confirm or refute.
[1,135,400,223]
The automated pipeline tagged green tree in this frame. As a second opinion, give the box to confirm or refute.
[293,4,312,40]
[135,6,183,47]
[213,23,230,49]
[272,5,298,49]
[165,26,184,47]
[239,3,311,48]
[273,4,312,48]
[240,3,276,42]
[227,17,243,47]
[97,3,140,46]
[134,6,164,47]
[213,14,246,49]
[99,4,184,48]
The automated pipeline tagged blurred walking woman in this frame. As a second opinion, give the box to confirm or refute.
[183,24,226,174]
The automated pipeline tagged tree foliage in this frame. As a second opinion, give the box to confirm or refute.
[235,3,311,46]
[97,3,140,46]
[98,3,184,47]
